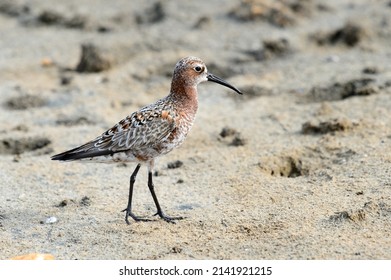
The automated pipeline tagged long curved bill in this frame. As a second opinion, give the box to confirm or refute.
[207,73,243,95]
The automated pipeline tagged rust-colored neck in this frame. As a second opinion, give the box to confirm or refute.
[170,77,199,115]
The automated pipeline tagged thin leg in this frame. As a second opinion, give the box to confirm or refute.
[122,164,150,224]
[147,171,184,223]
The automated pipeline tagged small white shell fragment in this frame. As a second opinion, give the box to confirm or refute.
[45,216,58,224]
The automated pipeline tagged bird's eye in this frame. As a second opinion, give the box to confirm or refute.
[194,66,203,72]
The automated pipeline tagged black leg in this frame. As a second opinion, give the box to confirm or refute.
[122,164,150,224]
[147,171,184,223]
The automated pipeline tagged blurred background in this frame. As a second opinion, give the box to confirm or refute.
[1,0,391,260]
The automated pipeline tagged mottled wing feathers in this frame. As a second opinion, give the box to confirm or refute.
[96,108,174,151]
[51,102,176,161]
[50,142,112,161]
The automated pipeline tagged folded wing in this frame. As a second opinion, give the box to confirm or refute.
[51,108,176,161]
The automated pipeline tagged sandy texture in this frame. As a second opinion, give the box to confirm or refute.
[1,0,391,260]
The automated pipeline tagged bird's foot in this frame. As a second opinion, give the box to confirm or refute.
[122,208,152,224]
[153,211,185,224]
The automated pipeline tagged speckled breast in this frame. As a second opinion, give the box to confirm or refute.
[155,110,196,157]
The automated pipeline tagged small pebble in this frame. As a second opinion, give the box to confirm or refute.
[326,55,340,63]
[41,57,54,67]
[167,160,183,169]
[44,216,58,224]
[362,66,379,74]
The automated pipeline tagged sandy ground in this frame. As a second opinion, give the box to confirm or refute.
[1,0,391,260]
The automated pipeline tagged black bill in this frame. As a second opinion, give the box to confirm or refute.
[207,73,243,95]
